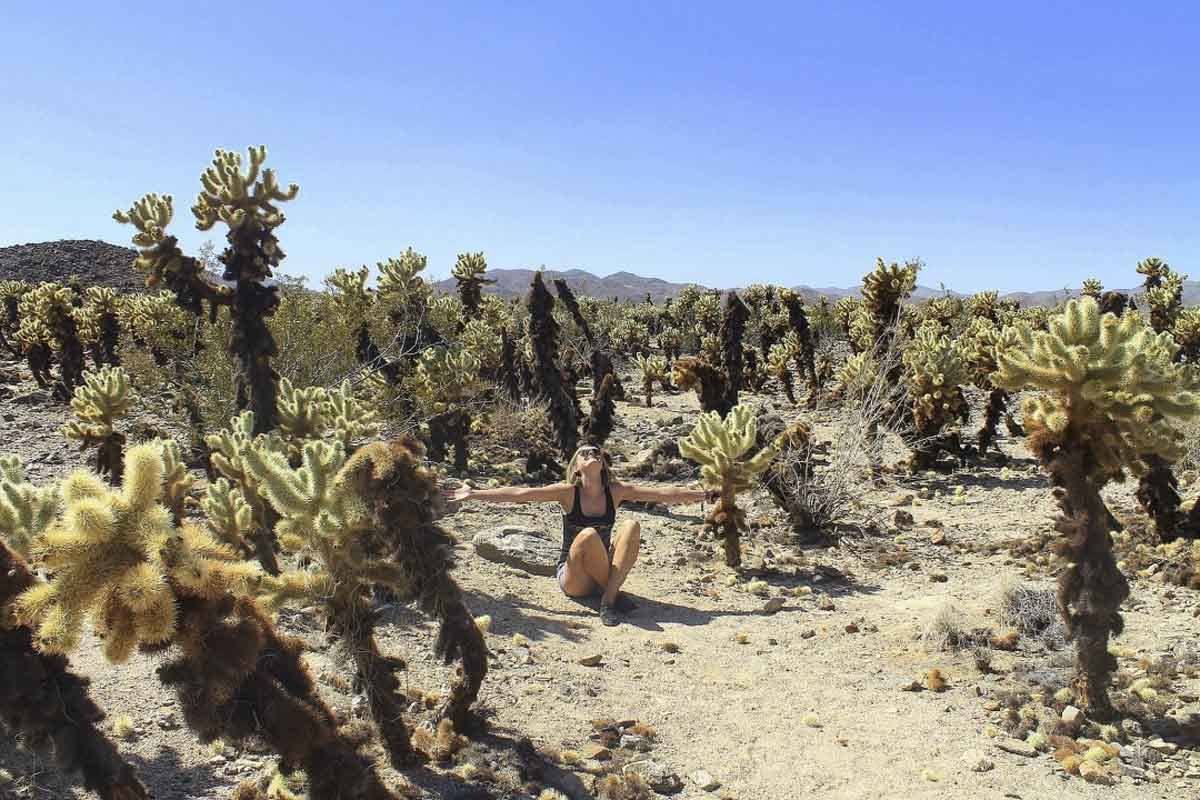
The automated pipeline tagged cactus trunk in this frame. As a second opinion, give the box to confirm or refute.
[1136,454,1187,542]
[0,541,148,800]
[977,388,1008,455]
[643,376,653,407]
[1035,439,1129,718]
[231,280,280,436]
[160,594,398,800]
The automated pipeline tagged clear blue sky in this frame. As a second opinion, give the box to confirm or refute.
[3,2,1198,292]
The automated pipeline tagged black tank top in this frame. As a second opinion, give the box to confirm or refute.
[558,483,616,567]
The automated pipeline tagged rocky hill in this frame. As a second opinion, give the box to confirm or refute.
[0,240,144,292]
[435,267,695,302]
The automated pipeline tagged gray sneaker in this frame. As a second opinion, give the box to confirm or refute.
[599,602,620,627]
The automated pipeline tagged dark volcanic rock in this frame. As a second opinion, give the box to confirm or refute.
[0,240,142,291]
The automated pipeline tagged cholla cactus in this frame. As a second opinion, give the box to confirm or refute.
[963,318,1021,454]
[634,353,667,407]
[114,145,299,435]
[206,411,286,574]
[993,296,1200,715]
[678,404,780,567]
[245,437,487,764]
[377,249,432,322]
[14,443,259,662]
[458,319,503,373]
[672,355,730,416]
[0,280,30,356]
[76,287,122,367]
[17,282,87,398]
[61,366,135,483]
[657,326,683,362]
[720,291,749,412]
[426,295,463,340]
[526,272,579,458]
[15,441,396,800]
[1173,308,1200,364]
[969,290,1002,322]
[451,252,493,317]
[902,328,969,470]
[859,258,919,350]
[779,290,820,402]
[0,540,149,800]
[1136,256,1171,288]
[835,351,876,400]
[414,346,483,471]
[0,455,58,558]
[767,337,799,404]
[1080,278,1104,299]
[832,297,861,347]
[1144,270,1185,334]
[276,377,329,460]
[585,373,617,446]
[122,290,194,365]
[325,265,384,375]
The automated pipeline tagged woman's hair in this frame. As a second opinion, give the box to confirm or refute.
[565,444,610,488]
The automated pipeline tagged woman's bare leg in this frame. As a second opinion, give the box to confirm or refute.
[560,527,610,597]
[601,520,641,607]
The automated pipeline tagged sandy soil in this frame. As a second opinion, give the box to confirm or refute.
[1,360,1197,800]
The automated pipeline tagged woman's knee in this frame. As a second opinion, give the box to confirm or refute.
[569,527,605,558]
[615,520,641,545]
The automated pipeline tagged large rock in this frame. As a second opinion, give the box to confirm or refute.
[472,525,560,576]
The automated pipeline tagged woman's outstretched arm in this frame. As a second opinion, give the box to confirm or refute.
[612,481,717,506]
[444,482,572,505]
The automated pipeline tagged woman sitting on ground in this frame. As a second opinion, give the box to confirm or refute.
[444,443,715,626]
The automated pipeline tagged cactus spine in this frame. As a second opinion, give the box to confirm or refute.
[61,366,134,483]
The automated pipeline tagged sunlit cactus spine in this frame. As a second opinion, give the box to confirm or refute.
[1080,278,1103,299]
[993,296,1200,716]
[0,455,58,559]
[678,404,780,567]
[859,257,919,352]
[114,145,299,435]
[276,377,329,461]
[0,539,149,800]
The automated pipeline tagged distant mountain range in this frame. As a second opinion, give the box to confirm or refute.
[4,241,1195,307]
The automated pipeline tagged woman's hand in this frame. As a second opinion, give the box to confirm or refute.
[442,484,473,503]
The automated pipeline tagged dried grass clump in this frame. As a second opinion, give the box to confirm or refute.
[998,580,1066,647]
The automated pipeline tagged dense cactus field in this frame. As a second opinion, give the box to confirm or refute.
[3,147,1200,799]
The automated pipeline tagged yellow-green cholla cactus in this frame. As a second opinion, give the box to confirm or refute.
[1080,278,1104,299]
[451,252,493,316]
[963,318,1022,454]
[634,353,668,407]
[0,455,58,558]
[14,442,260,662]
[993,296,1200,715]
[857,258,919,351]
[414,346,483,471]
[767,337,800,404]
[902,327,970,470]
[206,411,287,574]
[678,404,780,567]
[76,286,123,367]
[61,366,135,483]
[17,282,87,396]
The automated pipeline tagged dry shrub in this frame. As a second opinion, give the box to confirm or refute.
[998,579,1066,648]
[771,329,917,535]
[480,397,553,453]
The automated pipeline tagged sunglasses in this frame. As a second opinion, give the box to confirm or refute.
[578,448,602,458]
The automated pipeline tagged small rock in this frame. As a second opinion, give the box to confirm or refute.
[930,530,947,546]
[1061,706,1082,728]
[894,510,914,527]
[962,748,994,772]
[800,629,816,639]
[844,622,859,634]
[688,769,720,791]
[623,760,683,794]
[1148,739,1179,755]
[892,494,915,507]
[817,597,835,611]
[761,597,785,615]
[996,738,1039,758]
[1121,719,1145,738]
[620,734,652,752]
[156,711,180,731]
[929,573,948,583]
[582,744,612,761]
[578,654,604,667]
